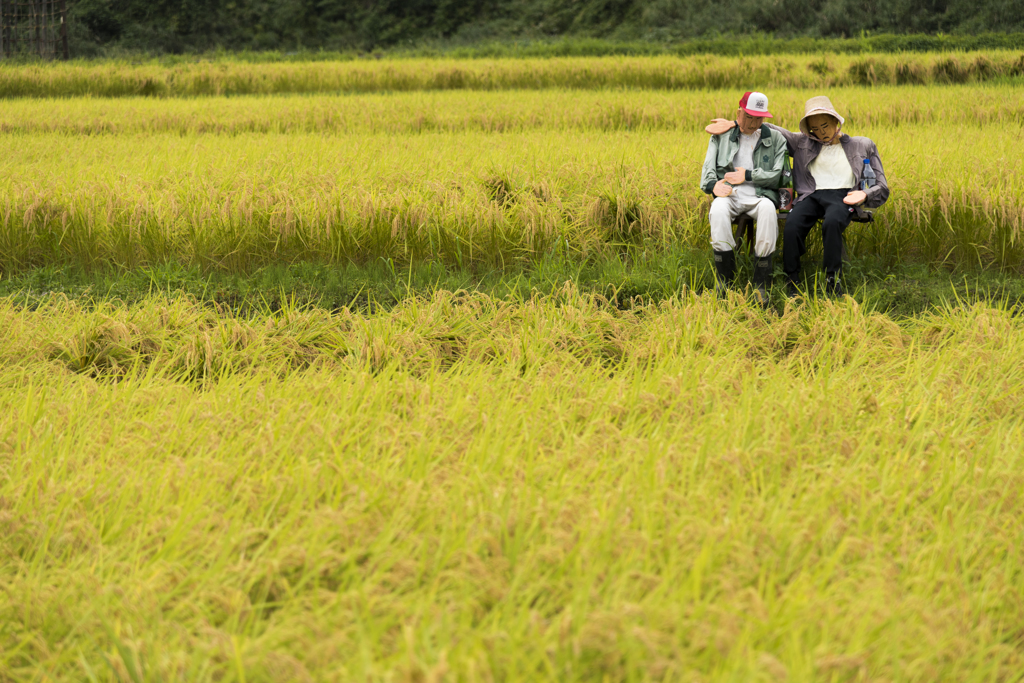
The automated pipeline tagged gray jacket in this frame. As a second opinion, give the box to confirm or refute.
[700,123,790,209]
[768,124,889,209]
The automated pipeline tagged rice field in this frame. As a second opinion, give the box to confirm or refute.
[3,55,1024,682]
[0,50,1022,98]
[2,291,1024,681]
[2,85,1023,275]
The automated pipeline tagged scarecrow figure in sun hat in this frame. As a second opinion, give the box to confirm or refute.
[699,91,789,306]
[707,95,889,298]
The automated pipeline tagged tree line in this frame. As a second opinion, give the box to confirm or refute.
[68,0,1024,56]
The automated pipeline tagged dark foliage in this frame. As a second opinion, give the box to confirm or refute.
[66,0,1024,55]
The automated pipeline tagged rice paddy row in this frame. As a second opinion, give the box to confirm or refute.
[1,85,1020,136]
[1,51,1022,99]
[2,109,1021,274]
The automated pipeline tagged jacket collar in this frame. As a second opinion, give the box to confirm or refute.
[730,123,773,144]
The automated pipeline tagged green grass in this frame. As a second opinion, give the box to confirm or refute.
[3,253,1024,320]
[401,33,1024,59]
[2,288,1023,681]
[69,33,1024,62]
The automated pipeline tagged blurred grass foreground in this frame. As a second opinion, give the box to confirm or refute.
[2,290,1023,680]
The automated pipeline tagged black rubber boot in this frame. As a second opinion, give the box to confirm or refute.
[752,252,774,308]
[713,249,735,297]
[825,272,844,298]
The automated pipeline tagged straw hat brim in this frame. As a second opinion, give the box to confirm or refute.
[799,106,846,136]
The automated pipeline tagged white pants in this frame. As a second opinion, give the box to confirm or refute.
[709,194,778,257]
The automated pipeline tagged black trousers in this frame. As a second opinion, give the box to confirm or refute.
[783,189,854,280]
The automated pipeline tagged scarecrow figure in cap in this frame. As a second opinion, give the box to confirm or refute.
[708,96,889,297]
[700,91,789,305]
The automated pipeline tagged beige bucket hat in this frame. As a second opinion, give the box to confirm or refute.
[799,96,845,136]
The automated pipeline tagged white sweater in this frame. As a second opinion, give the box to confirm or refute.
[809,143,855,190]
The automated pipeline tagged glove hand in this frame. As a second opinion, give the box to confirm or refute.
[713,180,733,197]
[705,118,735,136]
[843,190,867,206]
[723,168,745,185]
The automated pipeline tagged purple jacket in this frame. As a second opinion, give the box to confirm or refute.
[768,124,890,210]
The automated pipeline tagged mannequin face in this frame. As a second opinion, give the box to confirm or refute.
[806,114,841,144]
[736,109,764,136]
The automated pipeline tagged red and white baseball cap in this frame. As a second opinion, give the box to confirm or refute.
[739,91,773,118]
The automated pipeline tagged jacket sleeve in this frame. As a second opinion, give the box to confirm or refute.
[864,141,889,208]
[748,132,787,189]
[766,123,800,149]
[700,135,721,194]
